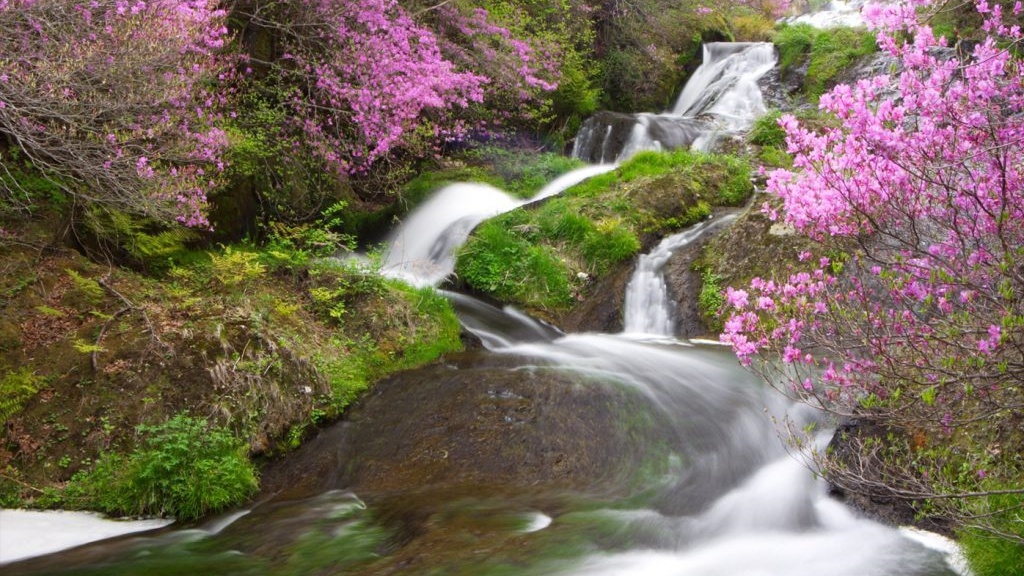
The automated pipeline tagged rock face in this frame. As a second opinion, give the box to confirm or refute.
[259,349,674,500]
[571,111,707,164]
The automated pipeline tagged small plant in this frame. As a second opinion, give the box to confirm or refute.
[62,413,258,520]
[749,110,786,148]
[72,339,106,355]
[0,368,41,426]
[210,246,266,289]
[698,269,725,332]
[65,269,105,306]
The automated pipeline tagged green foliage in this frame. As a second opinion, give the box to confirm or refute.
[805,27,877,98]
[210,246,266,289]
[772,24,877,99]
[455,149,751,312]
[0,154,67,217]
[128,228,202,270]
[306,259,388,325]
[312,279,462,414]
[750,110,787,148]
[581,219,641,275]
[456,216,574,310]
[961,527,1024,576]
[72,339,106,354]
[773,23,818,74]
[698,269,725,331]
[64,268,105,308]
[758,144,794,169]
[62,414,258,520]
[0,368,41,426]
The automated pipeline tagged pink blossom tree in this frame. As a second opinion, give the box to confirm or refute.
[721,0,1024,541]
[230,0,558,180]
[0,0,231,228]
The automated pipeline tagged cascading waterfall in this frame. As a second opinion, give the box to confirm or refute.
[381,163,616,287]
[572,42,777,163]
[621,214,737,336]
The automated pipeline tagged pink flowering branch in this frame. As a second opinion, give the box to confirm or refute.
[0,0,231,228]
[719,0,1024,534]
[230,0,558,177]
[724,0,1024,416]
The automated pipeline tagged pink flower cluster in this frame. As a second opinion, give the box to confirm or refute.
[255,0,558,176]
[721,0,1024,412]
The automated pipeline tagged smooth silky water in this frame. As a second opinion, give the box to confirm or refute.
[2,34,967,576]
[2,198,966,575]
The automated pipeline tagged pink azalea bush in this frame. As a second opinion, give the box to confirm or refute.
[720,0,1023,542]
[235,0,558,177]
[723,0,1023,408]
[0,0,231,227]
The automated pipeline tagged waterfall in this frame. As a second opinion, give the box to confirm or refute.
[786,0,867,28]
[380,164,616,287]
[622,214,737,336]
[671,43,776,118]
[572,42,777,163]
[3,29,967,576]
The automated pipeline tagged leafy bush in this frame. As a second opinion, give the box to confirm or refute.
[210,246,266,289]
[698,269,725,332]
[63,414,258,520]
[805,27,877,98]
[582,220,641,275]
[456,218,573,310]
[749,110,787,148]
[773,23,818,73]
[0,368,41,427]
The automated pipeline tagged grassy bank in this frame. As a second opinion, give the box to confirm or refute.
[454,149,752,317]
[0,216,462,518]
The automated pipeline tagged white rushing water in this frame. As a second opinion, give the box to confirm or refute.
[572,42,777,162]
[381,164,616,287]
[622,214,738,336]
[0,510,172,565]
[787,0,867,28]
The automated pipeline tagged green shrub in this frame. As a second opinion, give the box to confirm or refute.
[582,220,641,275]
[698,269,725,332]
[63,414,258,520]
[758,145,794,169]
[771,24,877,99]
[750,110,787,148]
[773,23,818,74]
[210,246,266,289]
[805,27,877,98]
[456,219,573,310]
[0,368,41,427]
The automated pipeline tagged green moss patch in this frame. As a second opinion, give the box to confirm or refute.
[455,149,752,315]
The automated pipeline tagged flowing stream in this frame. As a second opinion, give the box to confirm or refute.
[3,37,966,576]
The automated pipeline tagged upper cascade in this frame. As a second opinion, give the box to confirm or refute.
[785,0,867,29]
[572,42,777,164]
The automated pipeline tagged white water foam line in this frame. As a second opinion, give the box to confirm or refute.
[0,509,173,565]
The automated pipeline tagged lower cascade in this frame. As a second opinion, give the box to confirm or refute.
[3,203,969,575]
